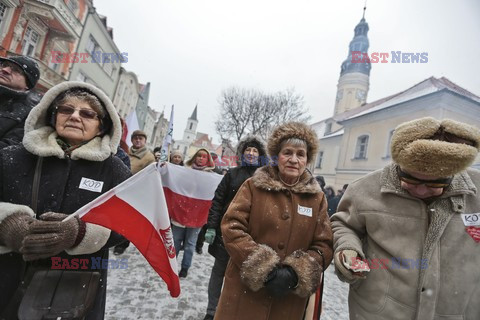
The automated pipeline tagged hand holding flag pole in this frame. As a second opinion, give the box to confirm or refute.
[63,164,181,297]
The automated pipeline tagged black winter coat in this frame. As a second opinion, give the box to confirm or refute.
[0,88,41,149]
[206,165,259,261]
[0,145,131,318]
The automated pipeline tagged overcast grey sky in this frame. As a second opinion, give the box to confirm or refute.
[94,0,480,144]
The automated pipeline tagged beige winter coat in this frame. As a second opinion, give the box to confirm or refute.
[129,146,155,174]
[331,163,480,320]
[215,166,333,320]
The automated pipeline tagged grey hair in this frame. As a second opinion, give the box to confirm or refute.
[279,138,307,151]
[54,89,105,118]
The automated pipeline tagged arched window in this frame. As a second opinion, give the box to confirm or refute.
[354,135,369,159]
[189,122,193,130]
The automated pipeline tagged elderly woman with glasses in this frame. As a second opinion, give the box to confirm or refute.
[214,122,333,320]
[0,81,131,319]
[332,117,480,320]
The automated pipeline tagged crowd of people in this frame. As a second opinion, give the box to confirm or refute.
[1,54,480,320]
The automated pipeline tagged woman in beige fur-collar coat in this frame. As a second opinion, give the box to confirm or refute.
[215,122,333,320]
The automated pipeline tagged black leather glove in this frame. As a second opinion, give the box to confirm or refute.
[264,265,298,298]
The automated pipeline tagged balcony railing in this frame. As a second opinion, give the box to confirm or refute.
[36,58,67,89]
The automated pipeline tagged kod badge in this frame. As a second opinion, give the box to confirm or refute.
[461,213,480,227]
[79,177,104,193]
[297,205,312,217]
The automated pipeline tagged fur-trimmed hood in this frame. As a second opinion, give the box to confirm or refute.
[185,147,216,171]
[391,117,480,177]
[236,135,266,165]
[267,122,319,164]
[22,81,121,161]
[252,165,321,194]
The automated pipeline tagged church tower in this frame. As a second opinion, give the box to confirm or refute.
[182,105,198,143]
[333,6,371,116]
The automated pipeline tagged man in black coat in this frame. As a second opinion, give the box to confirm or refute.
[0,55,41,149]
[201,135,266,320]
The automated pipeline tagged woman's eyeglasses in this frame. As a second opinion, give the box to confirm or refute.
[56,105,100,120]
[398,169,452,188]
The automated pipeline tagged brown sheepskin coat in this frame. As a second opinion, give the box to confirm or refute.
[215,166,333,320]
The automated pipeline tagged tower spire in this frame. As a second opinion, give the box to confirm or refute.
[332,6,371,116]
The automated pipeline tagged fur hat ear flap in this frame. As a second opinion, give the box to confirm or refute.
[391,117,480,177]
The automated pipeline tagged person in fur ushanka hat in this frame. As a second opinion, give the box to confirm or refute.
[331,117,480,320]
[0,81,131,319]
[215,122,333,320]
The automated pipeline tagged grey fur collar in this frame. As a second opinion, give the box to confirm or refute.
[252,165,321,194]
[22,81,121,161]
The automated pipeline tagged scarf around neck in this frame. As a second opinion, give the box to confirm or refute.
[191,162,208,171]
[130,146,148,159]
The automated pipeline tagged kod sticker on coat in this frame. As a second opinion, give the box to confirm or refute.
[297,205,312,217]
[79,177,104,193]
[461,213,480,226]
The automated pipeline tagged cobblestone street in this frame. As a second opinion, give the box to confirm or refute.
[106,245,349,320]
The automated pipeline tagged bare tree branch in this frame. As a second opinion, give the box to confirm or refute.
[216,86,311,143]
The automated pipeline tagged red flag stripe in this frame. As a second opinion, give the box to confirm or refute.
[163,187,212,228]
[81,195,180,297]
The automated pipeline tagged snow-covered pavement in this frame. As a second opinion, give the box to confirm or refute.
[106,244,349,319]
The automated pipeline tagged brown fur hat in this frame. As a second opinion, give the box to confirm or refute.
[267,122,319,164]
[391,117,480,177]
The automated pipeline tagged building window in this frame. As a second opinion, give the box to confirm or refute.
[325,123,332,135]
[22,26,40,57]
[86,35,99,54]
[48,50,62,72]
[189,122,193,130]
[385,130,395,158]
[354,135,369,159]
[77,72,87,82]
[315,151,324,169]
[103,55,113,76]
[183,146,187,154]
[67,0,78,14]
[0,3,7,29]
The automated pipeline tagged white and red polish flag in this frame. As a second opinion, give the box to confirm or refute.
[159,164,223,228]
[71,163,180,297]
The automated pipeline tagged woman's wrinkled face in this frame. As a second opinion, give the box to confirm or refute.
[171,154,183,165]
[277,144,307,183]
[243,147,259,164]
[55,97,101,146]
[195,151,209,166]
